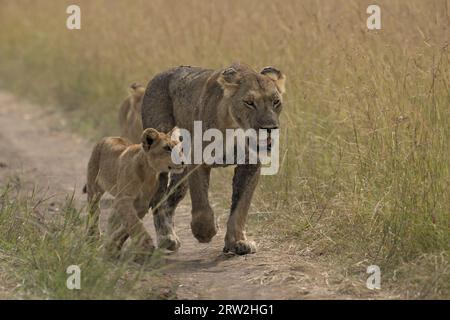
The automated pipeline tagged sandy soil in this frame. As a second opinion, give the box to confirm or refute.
[0,92,398,299]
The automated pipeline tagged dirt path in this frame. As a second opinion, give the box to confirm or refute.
[0,92,397,299]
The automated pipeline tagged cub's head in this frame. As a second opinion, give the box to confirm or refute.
[141,127,185,174]
[217,63,286,131]
[128,83,146,106]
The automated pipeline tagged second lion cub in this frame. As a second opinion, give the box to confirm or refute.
[118,83,145,144]
[86,127,185,258]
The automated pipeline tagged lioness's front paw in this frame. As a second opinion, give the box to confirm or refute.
[158,234,181,251]
[191,212,217,243]
[223,240,257,255]
[191,216,217,243]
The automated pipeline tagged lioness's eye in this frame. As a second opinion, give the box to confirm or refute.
[243,100,256,109]
[273,99,281,108]
[164,146,172,152]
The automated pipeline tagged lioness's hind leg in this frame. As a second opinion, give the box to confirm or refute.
[151,172,187,251]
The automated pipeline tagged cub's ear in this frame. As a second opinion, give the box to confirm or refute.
[261,66,286,94]
[141,128,160,151]
[128,82,145,100]
[129,82,143,90]
[217,67,241,97]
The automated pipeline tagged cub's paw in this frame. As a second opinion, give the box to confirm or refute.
[132,249,156,264]
[129,234,156,255]
[86,225,101,240]
[131,239,156,263]
[158,234,181,251]
[103,242,123,261]
[223,240,257,255]
[86,230,101,242]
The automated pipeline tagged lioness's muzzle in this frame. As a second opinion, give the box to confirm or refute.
[259,126,278,152]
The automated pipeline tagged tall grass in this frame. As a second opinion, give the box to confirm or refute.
[0,183,170,299]
[0,0,449,297]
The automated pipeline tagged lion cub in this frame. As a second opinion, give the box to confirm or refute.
[118,83,145,144]
[86,127,184,258]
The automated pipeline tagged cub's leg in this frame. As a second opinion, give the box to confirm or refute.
[134,197,150,219]
[105,197,150,259]
[105,209,128,257]
[105,197,150,253]
[105,196,154,258]
[189,165,217,243]
[86,141,104,237]
[223,164,260,255]
[86,188,104,238]
[151,171,188,251]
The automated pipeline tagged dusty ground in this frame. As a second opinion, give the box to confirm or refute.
[0,92,398,299]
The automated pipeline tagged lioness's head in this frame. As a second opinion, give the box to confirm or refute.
[141,127,185,174]
[217,63,286,132]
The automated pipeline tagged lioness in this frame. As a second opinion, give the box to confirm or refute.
[141,63,286,255]
[85,127,184,257]
[118,83,145,144]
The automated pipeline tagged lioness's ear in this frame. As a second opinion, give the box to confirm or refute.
[261,66,286,94]
[217,67,240,97]
[168,126,181,142]
[142,128,160,151]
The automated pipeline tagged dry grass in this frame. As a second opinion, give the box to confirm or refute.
[0,0,449,298]
[0,182,173,299]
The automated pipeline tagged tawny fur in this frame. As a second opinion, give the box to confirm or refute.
[118,83,145,144]
[141,63,286,255]
[85,127,184,258]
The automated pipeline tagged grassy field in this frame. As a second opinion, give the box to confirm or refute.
[0,0,449,298]
[0,182,171,299]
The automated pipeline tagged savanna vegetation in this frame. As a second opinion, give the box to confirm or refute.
[0,0,449,298]
[0,183,171,299]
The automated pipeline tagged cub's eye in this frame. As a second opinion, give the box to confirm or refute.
[243,100,256,109]
[164,146,172,152]
[273,99,281,108]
